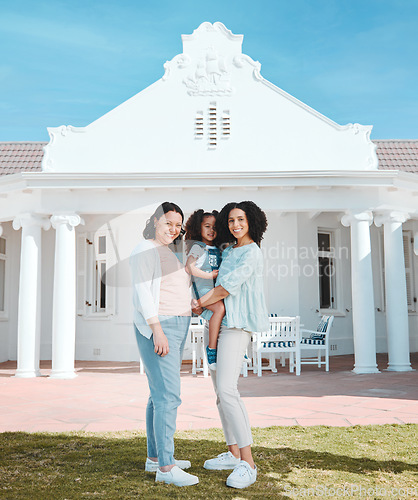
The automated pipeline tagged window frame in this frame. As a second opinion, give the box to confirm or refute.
[93,233,107,314]
[317,228,343,315]
[77,230,115,319]
[0,235,7,318]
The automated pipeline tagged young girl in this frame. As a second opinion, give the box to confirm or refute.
[185,210,225,369]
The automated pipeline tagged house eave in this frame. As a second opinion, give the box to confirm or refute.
[1,169,417,191]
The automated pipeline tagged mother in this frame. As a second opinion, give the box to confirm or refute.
[193,200,269,489]
[130,202,199,487]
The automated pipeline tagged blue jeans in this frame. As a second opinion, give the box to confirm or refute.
[134,315,190,466]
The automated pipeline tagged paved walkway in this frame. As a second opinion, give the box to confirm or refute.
[1,354,417,433]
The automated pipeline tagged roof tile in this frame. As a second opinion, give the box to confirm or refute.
[0,142,45,175]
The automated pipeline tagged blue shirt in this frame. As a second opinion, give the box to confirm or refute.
[189,242,222,299]
[202,242,269,333]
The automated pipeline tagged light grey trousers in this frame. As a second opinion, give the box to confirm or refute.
[204,323,253,448]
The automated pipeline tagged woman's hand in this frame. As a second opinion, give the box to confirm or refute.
[153,331,169,357]
[191,299,203,316]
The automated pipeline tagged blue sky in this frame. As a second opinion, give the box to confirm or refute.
[1,0,417,141]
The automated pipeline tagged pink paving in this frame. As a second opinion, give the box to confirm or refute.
[1,354,417,433]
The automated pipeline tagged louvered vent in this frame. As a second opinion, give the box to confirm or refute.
[194,103,231,149]
[195,111,204,139]
[222,111,230,137]
[208,102,217,148]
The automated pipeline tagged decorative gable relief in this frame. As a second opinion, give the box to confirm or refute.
[42,125,86,172]
[183,47,233,96]
[163,22,261,97]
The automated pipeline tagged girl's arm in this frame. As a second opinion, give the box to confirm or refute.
[186,255,218,279]
[198,285,229,308]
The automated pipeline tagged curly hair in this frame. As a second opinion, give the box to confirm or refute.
[143,202,185,245]
[216,201,268,247]
[184,209,219,251]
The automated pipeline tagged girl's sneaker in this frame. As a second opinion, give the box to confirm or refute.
[206,346,217,369]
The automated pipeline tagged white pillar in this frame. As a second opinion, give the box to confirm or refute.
[0,224,3,237]
[341,211,380,374]
[375,212,413,371]
[12,214,51,378]
[50,214,81,379]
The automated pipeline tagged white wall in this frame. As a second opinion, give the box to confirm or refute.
[408,219,418,351]
[0,222,19,362]
[297,213,354,355]
[371,224,388,353]
[39,229,55,360]
[263,212,300,315]
[74,213,140,362]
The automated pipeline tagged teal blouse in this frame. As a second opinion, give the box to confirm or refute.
[206,242,269,333]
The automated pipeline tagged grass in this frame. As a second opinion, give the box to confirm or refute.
[1,425,417,499]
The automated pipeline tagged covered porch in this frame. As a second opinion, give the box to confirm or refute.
[0,167,417,378]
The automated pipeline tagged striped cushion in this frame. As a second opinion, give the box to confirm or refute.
[301,337,325,345]
[262,340,295,348]
[310,333,325,340]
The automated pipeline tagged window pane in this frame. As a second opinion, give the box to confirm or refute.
[100,262,106,309]
[0,259,5,311]
[0,237,5,255]
[319,257,331,309]
[98,236,106,255]
[318,233,330,252]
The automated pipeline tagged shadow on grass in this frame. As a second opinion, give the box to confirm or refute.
[1,427,417,499]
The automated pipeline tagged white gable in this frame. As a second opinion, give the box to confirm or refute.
[42,22,377,174]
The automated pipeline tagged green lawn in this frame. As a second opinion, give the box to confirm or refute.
[1,425,417,499]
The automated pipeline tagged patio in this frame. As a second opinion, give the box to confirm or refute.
[1,353,418,433]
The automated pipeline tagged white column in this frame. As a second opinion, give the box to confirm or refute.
[375,212,413,371]
[341,211,380,374]
[0,224,3,237]
[50,214,81,379]
[12,214,51,378]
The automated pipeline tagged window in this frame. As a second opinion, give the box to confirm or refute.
[381,230,416,313]
[94,235,107,312]
[77,231,115,317]
[317,231,337,310]
[0,237,5,312]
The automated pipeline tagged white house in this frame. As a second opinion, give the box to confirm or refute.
[0,22,417,378]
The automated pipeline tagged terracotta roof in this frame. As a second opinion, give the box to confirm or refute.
[374,140,418,174]
[0,140,417,176]
[0,142,45,175]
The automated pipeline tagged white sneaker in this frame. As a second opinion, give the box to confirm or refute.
[203,451,241,470]
[155,465,199,486]
[226,460,257,489]
[145,457,191,472]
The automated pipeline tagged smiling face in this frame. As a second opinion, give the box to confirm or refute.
[228,208,252,244]
[200,215,217,245]
[154,210,183,246]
